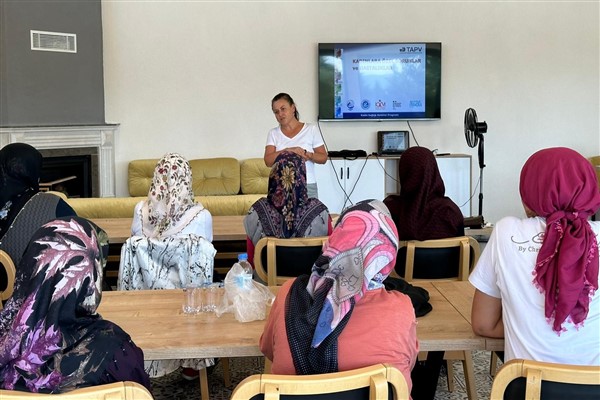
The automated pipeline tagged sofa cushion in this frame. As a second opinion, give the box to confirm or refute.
[128,157,241,197]
[189,158,240,195]
[128,159,158,197]
[240,158,271,194]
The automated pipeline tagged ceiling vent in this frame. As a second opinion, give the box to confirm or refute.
[31,30,77,53]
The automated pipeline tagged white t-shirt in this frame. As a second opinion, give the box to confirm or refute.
[265,123,324,184]
[469,216,600,365]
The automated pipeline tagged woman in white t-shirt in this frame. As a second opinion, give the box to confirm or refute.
[470,147,600,366]
[264,93,327,198]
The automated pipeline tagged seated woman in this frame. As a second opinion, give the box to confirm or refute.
[260,200,418,391]
[127,152,214,380]
[131,152,212,241]
[0,216,150,393]
[244,151,331,267]
[383,146,464,400]
[470,147,600,366]
[384,146,464,242]
[0,143,76,288]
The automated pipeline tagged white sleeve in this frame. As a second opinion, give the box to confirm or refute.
[130,201,144,236]
[468,226,502,298]
[309,124,324,148]
[265,128,278,147]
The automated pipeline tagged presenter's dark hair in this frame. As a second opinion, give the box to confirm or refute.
[272,93,300,120]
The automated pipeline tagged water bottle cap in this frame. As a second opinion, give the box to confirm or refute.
[238,253,248,261]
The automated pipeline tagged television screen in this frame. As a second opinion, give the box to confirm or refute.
[318,42,442,121]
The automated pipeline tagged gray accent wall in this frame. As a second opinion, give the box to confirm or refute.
[0,0,105,127]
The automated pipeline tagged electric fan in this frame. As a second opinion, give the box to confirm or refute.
[464,108,488,221]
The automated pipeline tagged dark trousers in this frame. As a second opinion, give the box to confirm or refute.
[410,351,444,400]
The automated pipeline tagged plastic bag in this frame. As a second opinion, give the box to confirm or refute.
[215,263,275,322]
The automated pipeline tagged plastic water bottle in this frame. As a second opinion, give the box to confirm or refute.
[237,253,253,290]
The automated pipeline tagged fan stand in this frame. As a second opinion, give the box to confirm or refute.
[476,134,485,218]
[464,107,487,227]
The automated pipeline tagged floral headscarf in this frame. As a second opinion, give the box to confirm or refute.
[519,147,600,333]
[285,199,399,374]
[245,151,328,241]
[141,153,204,238]
[0,217,148,393]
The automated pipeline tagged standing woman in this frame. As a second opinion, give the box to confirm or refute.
[265,93,327,199]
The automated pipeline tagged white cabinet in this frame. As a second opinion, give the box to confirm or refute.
[316,154,472,216]
[315,158,386,214]
[436,155,472,217]
[383,154,472,217]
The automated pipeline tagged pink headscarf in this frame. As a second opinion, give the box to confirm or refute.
[519,147,600,333]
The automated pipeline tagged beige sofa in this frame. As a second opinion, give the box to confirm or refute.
[66,157,271,218]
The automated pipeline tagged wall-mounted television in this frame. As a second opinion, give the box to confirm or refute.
[318,42,441,121]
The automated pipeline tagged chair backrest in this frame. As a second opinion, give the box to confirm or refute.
[118,234,216,290]
[253,236,328,286]
[490,358,600,400]
[0,381,154,399]
[0,249,16,307]
[230,363,409,400]
[394,236,480,281]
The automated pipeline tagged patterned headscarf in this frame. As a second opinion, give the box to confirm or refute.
[0,143,43,236]
[519,147,600,333]
[285,199,399,374]
[141,153,204,238]
[0,217,147,392]
[247,151,327,239]
[384,146,464,240]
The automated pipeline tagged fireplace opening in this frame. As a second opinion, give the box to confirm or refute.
[40,155,92,198]
[39,147,99,198]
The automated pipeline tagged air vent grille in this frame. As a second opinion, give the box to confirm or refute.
[31,30,77,53]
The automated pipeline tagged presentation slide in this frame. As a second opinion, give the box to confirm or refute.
[334,44,426,119]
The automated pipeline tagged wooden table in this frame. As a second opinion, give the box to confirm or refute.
[98,283,485,400]
[432,281,504,351]
[91,215,246,244]
[97,282,485,360]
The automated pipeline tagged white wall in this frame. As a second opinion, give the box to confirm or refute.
[101,0,599,224]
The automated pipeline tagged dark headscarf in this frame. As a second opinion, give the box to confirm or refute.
[0,143,43,237]
[285,200,399,374]
[384,146,464,240]
[245,151,328,240]
[520,147,600,333]
[0,217,149,393]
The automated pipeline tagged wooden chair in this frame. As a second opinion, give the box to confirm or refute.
[0,249,16,309]
[0,381,154,399]
[391,236,481,400]
[392,236,480,281]
[253,236,328,286]
[230,363,409,400]
[490,358,600,399]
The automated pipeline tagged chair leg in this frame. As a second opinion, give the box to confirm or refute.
[490,351,499,376]
[222,358,231,387]
[264,357,272,373]
[462,351,478,400]
[199,367,209,400]
[446,359,455,392]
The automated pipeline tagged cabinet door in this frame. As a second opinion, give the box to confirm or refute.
[436,156,471,216]
[314,159,348,214]
[315,158,386,214]
[344,158,386,207]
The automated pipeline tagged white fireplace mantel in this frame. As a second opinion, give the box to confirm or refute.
[0,125,118,197]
